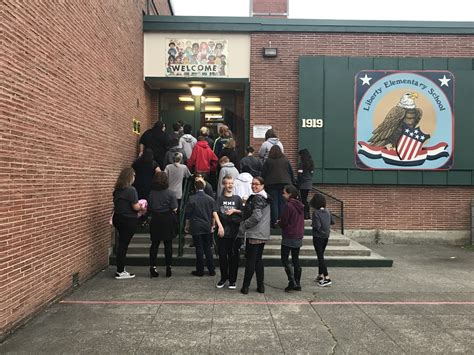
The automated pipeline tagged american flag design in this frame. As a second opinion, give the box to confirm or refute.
[396,125,431,161]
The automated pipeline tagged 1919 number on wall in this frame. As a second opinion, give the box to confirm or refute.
[301,118,323,128]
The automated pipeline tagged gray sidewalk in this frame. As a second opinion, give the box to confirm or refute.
[2,244,474,354]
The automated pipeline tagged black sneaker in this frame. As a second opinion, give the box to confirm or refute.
[314,275,323,283]
[216,280,227,288]
[318,279,332,287]
[209,270,216,276]
[191,271,204,277]
[228,282,236,289]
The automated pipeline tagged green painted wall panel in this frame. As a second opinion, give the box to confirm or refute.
[374,58,398,69]
[299,57,324,181]
[447,171,472,185]
[451,71,474,169]
[423,171,448,185]
[349,57,374,71]
[373,171,398,184]
[399,57,423,69]
[323,67,354,168]
[423,58,448,69]
[348,170,374,184]
[398,171,423,185]
[448,58,473,70]
[323,169,348,184]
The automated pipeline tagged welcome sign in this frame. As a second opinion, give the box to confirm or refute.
[355,71,454,170]
[166,39,228,77]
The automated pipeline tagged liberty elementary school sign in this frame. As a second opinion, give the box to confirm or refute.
[355,71,454,170]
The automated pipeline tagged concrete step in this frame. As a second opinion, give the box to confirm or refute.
[110,251,393,268]
[126,242,369,256]
[130,233,351,247]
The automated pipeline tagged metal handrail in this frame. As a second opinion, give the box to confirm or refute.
[311,187,344,235]
[177,176,192,256]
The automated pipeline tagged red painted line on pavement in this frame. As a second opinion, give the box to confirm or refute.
[59,300,474,306]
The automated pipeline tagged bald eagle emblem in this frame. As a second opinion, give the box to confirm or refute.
[368,93,426,150]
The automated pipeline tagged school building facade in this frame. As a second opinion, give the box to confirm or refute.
[2,0,473,338]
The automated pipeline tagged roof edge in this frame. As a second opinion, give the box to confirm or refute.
[143,15,474,34]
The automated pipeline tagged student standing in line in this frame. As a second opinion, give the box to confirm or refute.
[310,193,335,287]
[164,138,187,166]
[297,149,314,220]
[217,156,239,197]
[179,124,197,161]
[233,166,253,204]
[164,152,191,208]
[187,136,219,179]
[199,126,214,149]
[258,128,284,162]
[139,121,170,169]
[112,168,146,279]
[278,185,304,292]
[213,124,232,156]
[261,145,295,228]
[215,176,243,289]
[218,138,240,169]
[185,180,224,277]
[148,172,178,278]
[240,146,262,177]
[239,176,271,294]
[132,148,160,200]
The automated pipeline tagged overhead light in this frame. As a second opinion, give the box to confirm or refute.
[204,105,221,112]
[178,96,194,102]
[205,113,223,119]
[263,47,277,57]
[184,106,195,111]
[190,84,205,96]
[204,97,221,103]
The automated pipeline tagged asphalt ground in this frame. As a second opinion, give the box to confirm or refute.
[2,244,473,354]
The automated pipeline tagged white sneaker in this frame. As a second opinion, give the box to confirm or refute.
[115,270,135,279]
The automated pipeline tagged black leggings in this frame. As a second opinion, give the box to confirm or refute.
[242,242,265,288]
[281,245,301,269]
[299,189,310,217]
[113,214,138,273]
[149,240,172,267]
[218,237,242,283]
[313,237,329,276]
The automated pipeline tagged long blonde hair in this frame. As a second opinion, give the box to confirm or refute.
[114,167,135,189]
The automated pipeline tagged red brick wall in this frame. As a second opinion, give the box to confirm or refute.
[1,1,152,337]
[154,0,173,15]
[252,0,288,16]
[250,33,474,230]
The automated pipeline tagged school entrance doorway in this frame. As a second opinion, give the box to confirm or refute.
[146,78,249,154]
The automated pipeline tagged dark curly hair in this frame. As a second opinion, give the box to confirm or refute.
[298,149,314,171]
[310,193,326,209]
[151,172,169,191]
[268,145,283,159]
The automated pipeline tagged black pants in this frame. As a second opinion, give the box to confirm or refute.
[313,237,329,276]
[299,189,310,218]
[281,245,301,269]
[218,237,242,283]
[242,242,265,288]
[149,240,172,267]
[192,233,215,273]
[113,214,138,273]
[267,184,286,225]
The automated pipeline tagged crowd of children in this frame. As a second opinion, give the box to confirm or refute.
[111,121,335,292]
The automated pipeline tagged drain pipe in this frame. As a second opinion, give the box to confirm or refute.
[471,200,474,245]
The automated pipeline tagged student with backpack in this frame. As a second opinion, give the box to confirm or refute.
[310,193,335,287]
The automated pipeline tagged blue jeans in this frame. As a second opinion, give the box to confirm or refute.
[267,184,286,225]
[192,234,215,274]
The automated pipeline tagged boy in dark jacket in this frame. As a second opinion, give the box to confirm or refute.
[215,176,243,289]
[185,180,224,276]
[278,185,304,292]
